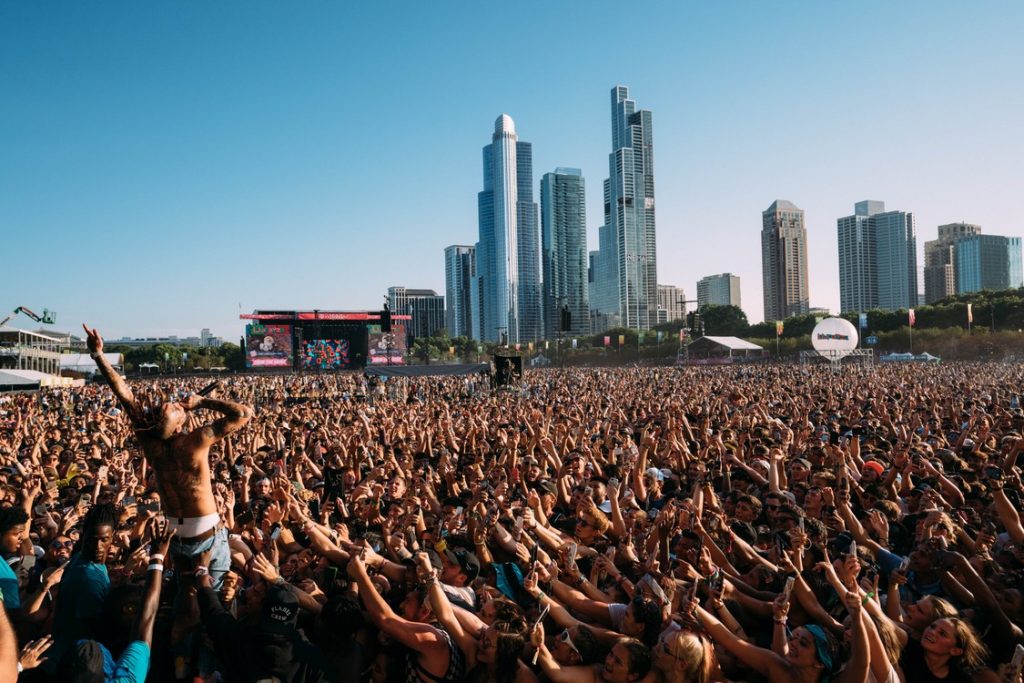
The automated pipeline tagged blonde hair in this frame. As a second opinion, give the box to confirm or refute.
[665,631,713,683]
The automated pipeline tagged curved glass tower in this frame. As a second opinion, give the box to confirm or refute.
[473,114,541,343]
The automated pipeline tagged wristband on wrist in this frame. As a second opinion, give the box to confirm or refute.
[194,565,209,577]
[150,553,164,563]
[148,563,164,572]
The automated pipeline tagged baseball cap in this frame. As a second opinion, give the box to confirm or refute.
[861,461,885,476]
[444,548,481,582]
[260,586,300,635]
[644,467,664,482]
[60,640,107,681]
[535,479,558,496]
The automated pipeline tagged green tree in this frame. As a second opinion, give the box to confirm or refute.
[700,305,749,336]
[410,338,435,364]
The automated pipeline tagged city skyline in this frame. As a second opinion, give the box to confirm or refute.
[3,2,1022,339]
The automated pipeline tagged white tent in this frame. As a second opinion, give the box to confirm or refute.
[0,370,41,390]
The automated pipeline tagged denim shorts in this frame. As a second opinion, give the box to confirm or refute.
[170,526,230,590]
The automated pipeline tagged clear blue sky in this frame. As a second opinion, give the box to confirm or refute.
[3,1,1022,339]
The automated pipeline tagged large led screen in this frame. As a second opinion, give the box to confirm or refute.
[301,339,352,370]
[367,322,407,365]
[246,323,293,368]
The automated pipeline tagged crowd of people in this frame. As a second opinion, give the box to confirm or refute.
[0,327,1022,683]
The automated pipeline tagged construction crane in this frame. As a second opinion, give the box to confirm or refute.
[0,306,57,328]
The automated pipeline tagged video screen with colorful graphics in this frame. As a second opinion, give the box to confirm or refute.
[367,322,408,365]
[246,323,293,368]
[302,339,352,370]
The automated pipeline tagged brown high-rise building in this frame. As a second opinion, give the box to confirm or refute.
[761,200,810,322]
[923,222,982,303]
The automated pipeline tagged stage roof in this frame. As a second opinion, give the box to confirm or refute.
[241,310,411,321]
[695,336,764,351]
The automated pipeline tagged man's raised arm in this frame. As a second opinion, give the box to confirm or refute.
[83,324,139,420]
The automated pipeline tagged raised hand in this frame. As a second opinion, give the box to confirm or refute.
[82,324,103,354]
[19,635,54,671]
[151,521,176,557]
[252,553,281,583]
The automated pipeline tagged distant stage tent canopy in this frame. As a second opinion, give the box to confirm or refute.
[0,370,41,391]
[0,369,80,391]
[880,352,941,363]
[365,363,489,378]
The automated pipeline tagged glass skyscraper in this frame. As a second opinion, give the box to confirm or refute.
[924,222,982,303]
[836,201,917,312]
[837,201,882,313]
[473,114,541,344]
[956,235,1023,293]
[697,273,741,308]
[541,168,590,339]
[874,210,918,311]
[444,245,475,338]
[590,86,658,332]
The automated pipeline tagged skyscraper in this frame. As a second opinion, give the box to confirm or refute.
[874,209,918,310]
[590,86,658,332]
[697,273,741,308]
[837,201,883,313]
[656,285,686,324]
[387,287,445,339]
[924,222,982,303]
[955,235,1023,293]
[444,245,476,338]
[541,168,590,338]
[473,114,541,344]
[761,200,809,322]
[837,201,918,312]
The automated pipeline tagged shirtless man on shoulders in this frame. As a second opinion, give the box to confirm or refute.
[83,324,253,587]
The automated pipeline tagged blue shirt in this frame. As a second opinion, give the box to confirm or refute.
[80,640,150,683]
[0,558,20,610]
[46,553,110,673]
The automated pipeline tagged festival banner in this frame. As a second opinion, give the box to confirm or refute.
[908,309,916,327]
[604,336,611,347]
